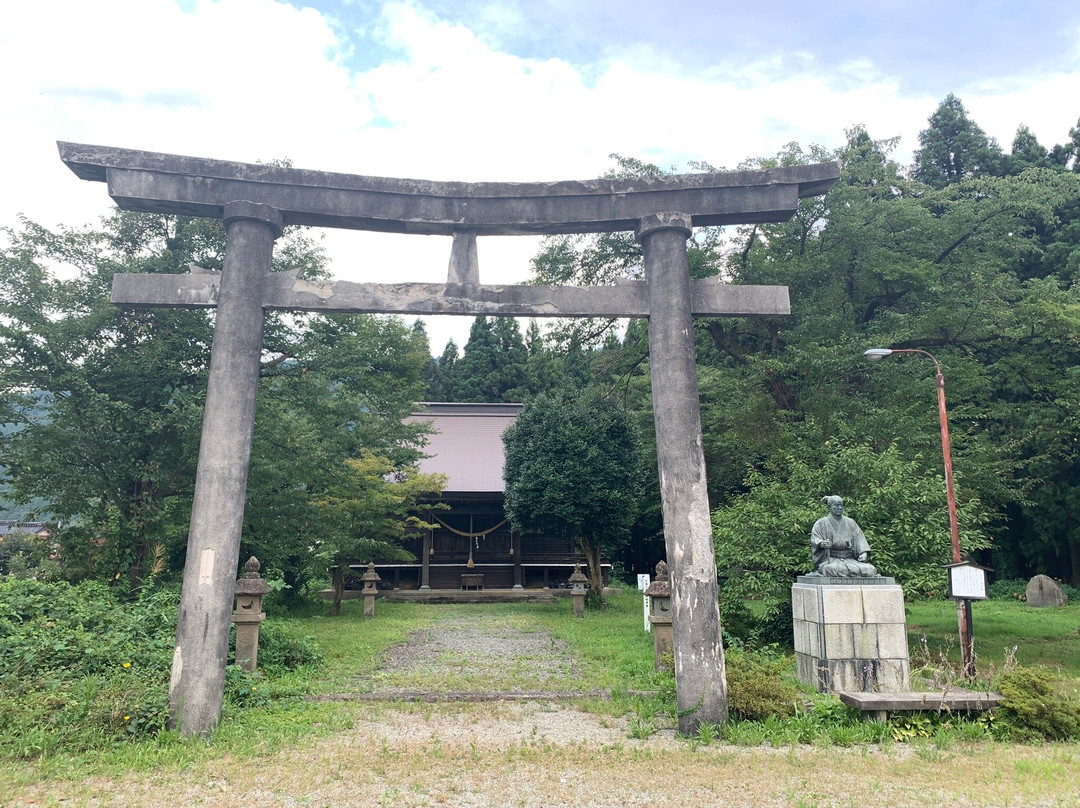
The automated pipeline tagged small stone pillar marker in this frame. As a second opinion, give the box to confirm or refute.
[569,563,589,618]
[644,561,673,671]
[361,562,381,619]
[232,556,271,673]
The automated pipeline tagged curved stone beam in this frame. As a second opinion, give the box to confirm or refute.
[58,142,840,236]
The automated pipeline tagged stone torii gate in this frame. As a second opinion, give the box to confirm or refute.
[58,142,839,736]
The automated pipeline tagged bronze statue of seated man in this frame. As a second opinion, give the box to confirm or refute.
[807,495,879,578]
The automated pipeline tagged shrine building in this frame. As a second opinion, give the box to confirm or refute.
[343,402,607,595]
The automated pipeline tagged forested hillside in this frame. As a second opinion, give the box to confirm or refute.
[427,96,1080,592]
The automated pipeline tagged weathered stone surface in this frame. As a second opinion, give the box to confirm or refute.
[852,623,879,659]
[170,204,279,736]
[792,581,910,694]
[861,586,907,624]
[839,690,1003,714]
[820,586,864,624]
[1026,574,1069,607]
[824,623,855,658]
[641,213,727,733]
[877,623,910,659]
[59,141,840,236]
[112,272,792,318]
[793,619,809,655]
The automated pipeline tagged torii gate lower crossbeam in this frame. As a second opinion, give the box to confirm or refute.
[59,143,839,737]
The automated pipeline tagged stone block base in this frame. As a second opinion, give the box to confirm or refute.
[792,580,910,693]
[649,616,673,671]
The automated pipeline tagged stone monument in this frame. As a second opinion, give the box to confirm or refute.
[232,556,270,673]
[568,563,589,618]
[793,496,910,693]
[361,562,381,619]
[1026,574,1068,607]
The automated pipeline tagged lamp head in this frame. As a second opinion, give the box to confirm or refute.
[863,348,893,361]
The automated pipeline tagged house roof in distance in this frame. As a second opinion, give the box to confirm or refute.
[0,521,51,539]
[409,403,522,495]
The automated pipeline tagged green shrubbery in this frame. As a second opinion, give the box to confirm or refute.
[724,647,799,721]
[987,577,1079,603]
[0,578,322,759]
[993,665,1080,741]
[987,577,1030,601]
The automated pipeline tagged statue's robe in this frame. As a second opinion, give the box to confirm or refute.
[810,515,878,577]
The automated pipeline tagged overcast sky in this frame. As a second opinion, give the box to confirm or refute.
[2,0,1078,353]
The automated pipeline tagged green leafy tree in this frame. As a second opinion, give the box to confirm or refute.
[529,124,1080,589]
[425,337,460,401]
[0,214,222,589]
[1049,117,1080,171]
[712,442,992,616]
[1,210,437,597]
[503,388,641,596]
[1009,125,1051,173]
[312,451,445,615]
[242,313,434,600]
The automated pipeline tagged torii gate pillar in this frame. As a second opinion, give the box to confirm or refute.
[639,212,727,730]
[170,201,282,735]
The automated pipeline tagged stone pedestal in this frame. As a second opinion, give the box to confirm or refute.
[232,556,271,673]
[361,562,381,619]
[644,561,673,671]
[792,577,910,693]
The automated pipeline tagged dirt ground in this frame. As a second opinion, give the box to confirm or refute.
[6,615,1080,808]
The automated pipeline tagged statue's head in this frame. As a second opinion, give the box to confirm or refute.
[822,495,844,517]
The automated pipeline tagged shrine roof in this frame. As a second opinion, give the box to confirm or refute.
[408,403,522,494]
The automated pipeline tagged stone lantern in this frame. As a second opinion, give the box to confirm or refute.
[233,556,271,672]
[568,563,589,618]
[643,560,672,671]
[361,562,381,619]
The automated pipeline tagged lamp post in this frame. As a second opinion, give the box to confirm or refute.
[864,347,975,678]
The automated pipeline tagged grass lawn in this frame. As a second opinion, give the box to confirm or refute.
[269,592,663,698]
[906,599,1080,677]
[3,590,1080,806]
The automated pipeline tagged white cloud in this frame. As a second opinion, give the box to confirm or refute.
[2,0,1079,353]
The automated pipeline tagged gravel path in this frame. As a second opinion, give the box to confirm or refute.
[345,613,596,697]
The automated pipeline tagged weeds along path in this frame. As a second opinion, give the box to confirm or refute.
[324,612,601,700]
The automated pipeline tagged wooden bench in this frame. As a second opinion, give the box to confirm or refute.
[838,690,1003,722]
[461,573,484,591]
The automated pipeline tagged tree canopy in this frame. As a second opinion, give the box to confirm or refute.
[502,387,641,595]
[6,92,1080,604]
[0,212,433,598]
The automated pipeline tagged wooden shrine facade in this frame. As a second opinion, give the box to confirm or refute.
[349,403,607,592]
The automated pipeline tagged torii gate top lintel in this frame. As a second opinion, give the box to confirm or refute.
[59,141,839,319]
[58,141,839,237]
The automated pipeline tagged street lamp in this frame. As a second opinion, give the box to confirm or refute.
[864,347,975,678]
